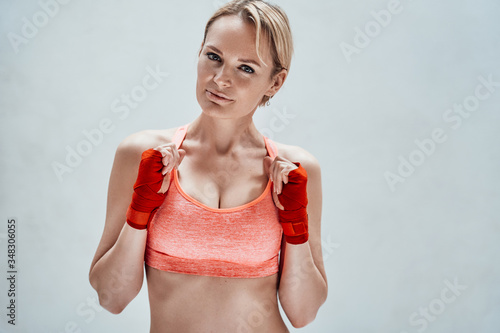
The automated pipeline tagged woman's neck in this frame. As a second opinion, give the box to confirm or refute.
[187,113,264,156]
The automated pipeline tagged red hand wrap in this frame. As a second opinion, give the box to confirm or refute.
[126,149,166,230]
[277,162,309,244]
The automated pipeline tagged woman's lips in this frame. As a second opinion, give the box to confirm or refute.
[206,89,234,103]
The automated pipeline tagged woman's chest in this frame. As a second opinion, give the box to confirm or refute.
[148,179,281,263]
[176,153,269,210]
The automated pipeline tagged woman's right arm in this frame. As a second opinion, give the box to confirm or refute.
[88,132,153,314]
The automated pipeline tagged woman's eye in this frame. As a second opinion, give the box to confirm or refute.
[206,52,220,61]
[241,65,254,74]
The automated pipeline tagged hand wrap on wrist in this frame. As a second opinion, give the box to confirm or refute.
[277,162,309,244]
[126,149,166,230]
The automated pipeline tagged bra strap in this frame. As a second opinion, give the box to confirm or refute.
[172,123,190,149]
[264,136,279,159]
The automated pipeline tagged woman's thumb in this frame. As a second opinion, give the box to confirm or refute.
[177,149,187,166]
[263,156,273,176]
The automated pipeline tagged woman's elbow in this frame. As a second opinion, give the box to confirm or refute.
[289,313,316,328]
[288,305,324,328]
[284,290,328,328]
[89,273,140,314]
[95,287,135,314]
[98,295,127,315]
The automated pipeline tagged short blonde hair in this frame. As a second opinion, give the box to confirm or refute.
[200,0,294,107]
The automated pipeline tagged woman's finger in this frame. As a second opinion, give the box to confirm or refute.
[275,168,280,194]
[280,168,288,194]
[172,145,180,163]
[272,190,284,210]
[277,161,289,194]
[154,142,175,154]
[273,162,280,194]
[277,160,299,194]
[161,151,174,174]
[282,163,296,185]
[158,172,171,194]
[153,143,186,173]
[176,149,186,168]
[271,159,282,194]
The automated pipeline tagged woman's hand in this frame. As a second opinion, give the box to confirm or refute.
[264,156,309,244]
[126,144,185,230]
[154,143,186,193]
[264,156,298,210]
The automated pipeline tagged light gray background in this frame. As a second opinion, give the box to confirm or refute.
[1,0,499,332]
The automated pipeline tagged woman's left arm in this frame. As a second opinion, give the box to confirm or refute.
[272,150,328,328]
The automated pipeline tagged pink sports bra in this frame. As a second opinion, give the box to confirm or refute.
[145,123,283,278]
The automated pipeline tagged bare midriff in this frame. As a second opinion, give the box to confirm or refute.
[146,265,289,333]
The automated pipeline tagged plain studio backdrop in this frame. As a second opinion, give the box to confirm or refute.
[1,0,499,332]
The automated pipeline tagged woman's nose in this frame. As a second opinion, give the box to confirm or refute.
[213,65,231,87]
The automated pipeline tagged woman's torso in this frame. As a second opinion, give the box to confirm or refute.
[146,266,288,332]
[144,124,289,333]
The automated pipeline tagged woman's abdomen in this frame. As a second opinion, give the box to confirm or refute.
[145,265,289,333]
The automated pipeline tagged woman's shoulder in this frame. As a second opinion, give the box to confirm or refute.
[116,126,179,158]
[271,140,321,171]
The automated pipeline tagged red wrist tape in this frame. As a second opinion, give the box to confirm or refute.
[126,149,166,230]
[277,162,309,244]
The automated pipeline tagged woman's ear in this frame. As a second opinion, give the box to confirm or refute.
[266,68,288,97]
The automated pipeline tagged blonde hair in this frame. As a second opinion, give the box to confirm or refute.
[200,0,294,107]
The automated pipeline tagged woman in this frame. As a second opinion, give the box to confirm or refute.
[89,0,327,331]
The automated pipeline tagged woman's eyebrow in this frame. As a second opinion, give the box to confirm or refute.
[239,58,261,67]
[206,44,261,67]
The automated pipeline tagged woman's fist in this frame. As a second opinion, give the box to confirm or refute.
[264,156,298,209]
[153,143,186,194]
[264,156,309,244]
[126,144,186,230]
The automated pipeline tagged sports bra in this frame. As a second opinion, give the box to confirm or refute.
[145,123,283,278]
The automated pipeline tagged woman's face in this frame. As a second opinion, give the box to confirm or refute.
[196,15,284,119]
